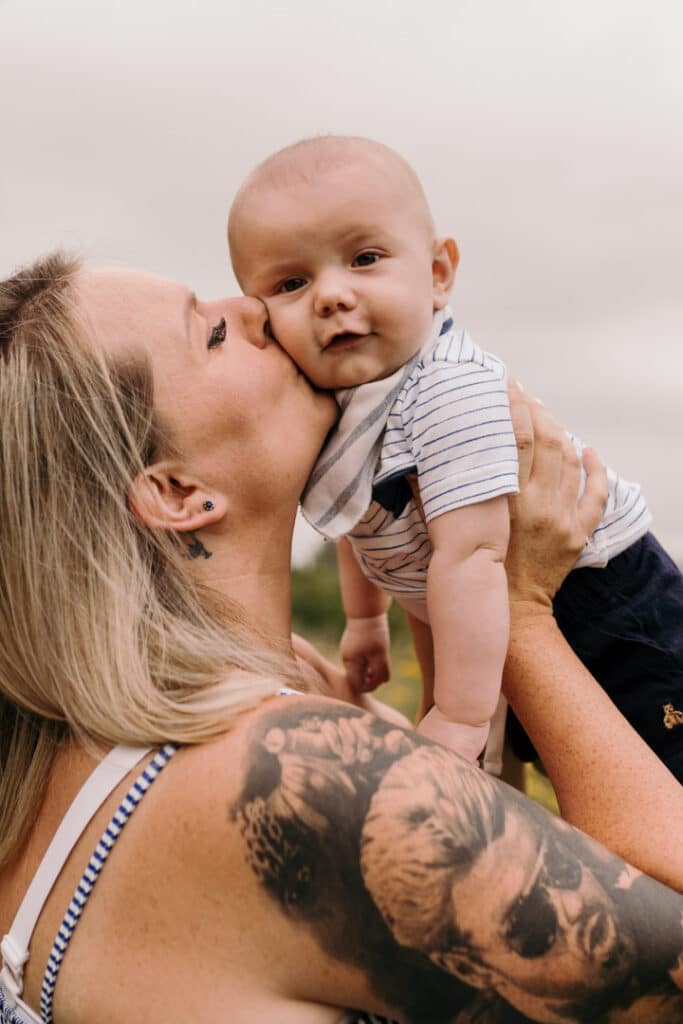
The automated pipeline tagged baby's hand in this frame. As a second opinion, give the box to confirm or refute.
[340,613,391,693]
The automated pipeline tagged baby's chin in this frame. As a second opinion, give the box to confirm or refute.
[316,354,408,392]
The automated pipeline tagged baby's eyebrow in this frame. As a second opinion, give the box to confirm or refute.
[254,261,302,284]
[340,224,387,243]
[264,261,297,275]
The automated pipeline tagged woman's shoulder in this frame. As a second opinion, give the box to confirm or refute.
[52,694,381,1021]
[128,693,318,842]
[109,691,392,919]
[158,689,409,825]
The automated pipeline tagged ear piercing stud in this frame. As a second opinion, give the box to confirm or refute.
[202,500,215,511]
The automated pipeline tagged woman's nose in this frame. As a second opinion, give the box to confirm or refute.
[313,273,357,317]
[236,295,271,348]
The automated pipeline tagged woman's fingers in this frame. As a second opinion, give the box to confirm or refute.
[508,381,568,495]
[524,400,568,498]
[578,446,608,538]
[506,382,607,603]
[506,377,609,605]
[553,433,582,505]
[508,380,534,488]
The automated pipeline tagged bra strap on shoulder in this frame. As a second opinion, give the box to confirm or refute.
[0,744,152,1008]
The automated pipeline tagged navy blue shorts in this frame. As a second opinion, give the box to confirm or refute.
[507,533,683,783]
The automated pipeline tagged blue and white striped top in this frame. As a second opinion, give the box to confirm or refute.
[0,744,178,1024]
[323,310,651,604]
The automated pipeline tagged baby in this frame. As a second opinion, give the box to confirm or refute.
[228,136,683,778]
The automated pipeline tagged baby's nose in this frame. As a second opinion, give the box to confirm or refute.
[313,274,357,316]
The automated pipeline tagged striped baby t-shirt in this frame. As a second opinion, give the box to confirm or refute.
[303,307,650,605]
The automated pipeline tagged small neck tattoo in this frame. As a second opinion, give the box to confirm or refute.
[187,531,212,560]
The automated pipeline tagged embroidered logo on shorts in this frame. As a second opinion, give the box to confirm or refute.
[662,703,683,730]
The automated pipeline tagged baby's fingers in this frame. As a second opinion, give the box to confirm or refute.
[344,655,369,693]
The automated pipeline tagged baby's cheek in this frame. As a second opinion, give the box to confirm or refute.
[275,314,312,363]
[262,302,291,346]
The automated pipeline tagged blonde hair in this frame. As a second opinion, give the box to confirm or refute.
[0,252,297,868]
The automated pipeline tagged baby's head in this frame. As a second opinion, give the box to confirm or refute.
[228,136,458,389]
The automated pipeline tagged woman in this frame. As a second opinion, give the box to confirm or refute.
[0,253,682,1024]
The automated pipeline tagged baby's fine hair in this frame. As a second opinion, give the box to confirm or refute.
[228,134,434,260]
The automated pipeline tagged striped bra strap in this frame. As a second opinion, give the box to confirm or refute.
[0,743,179,1024]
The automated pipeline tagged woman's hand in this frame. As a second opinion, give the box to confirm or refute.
[501,385,683,890]
[505,381,608,614]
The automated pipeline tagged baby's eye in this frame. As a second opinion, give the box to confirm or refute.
[279,277,306,294]
[352,252,381,268]
[207,317,227,349]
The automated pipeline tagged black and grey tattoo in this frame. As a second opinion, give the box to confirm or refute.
[231,702,683,1023]
[186,531,212,560]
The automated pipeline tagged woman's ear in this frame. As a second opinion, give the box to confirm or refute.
[128,462,225,533]
[432,237,459,310]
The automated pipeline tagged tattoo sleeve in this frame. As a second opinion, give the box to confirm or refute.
[231,701,683,1023]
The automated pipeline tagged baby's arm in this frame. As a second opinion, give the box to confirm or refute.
[420,494,510,760]
[336,537,392,692]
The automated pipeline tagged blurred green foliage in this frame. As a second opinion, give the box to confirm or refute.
[292,544,558,813]
[291,543,345,640]
[292,542,422,720]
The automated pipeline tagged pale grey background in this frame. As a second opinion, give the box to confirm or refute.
[1,0,681,563]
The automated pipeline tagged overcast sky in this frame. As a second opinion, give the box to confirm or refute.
[2,0,681,562]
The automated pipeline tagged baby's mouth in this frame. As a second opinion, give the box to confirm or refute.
[325,331,368,351]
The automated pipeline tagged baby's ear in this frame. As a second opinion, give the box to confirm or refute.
[432,237,459,310]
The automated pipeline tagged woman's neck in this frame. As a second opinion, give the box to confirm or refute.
[186,514,295,644]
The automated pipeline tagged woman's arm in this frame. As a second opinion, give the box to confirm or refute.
[503,386,683,893]
[228,693,683,1023]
